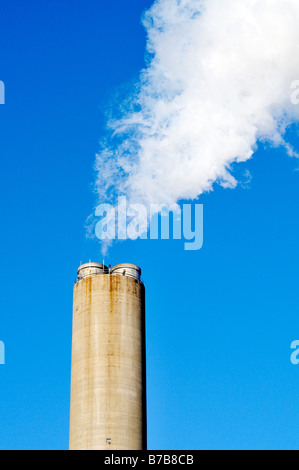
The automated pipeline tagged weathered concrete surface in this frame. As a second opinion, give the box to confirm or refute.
[69,274,146,450]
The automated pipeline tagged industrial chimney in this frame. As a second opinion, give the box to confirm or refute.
[69,262,146,450]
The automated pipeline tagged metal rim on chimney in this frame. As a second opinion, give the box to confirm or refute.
[77,262,109,280]
[110,263,141,281]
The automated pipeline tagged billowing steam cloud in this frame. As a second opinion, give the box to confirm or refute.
[95,0,299,211]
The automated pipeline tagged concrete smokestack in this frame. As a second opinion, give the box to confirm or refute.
[69,262,146,450]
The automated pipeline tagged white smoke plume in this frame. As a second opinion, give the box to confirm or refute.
[95,0,299,211]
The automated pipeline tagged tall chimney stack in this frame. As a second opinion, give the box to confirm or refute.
[69,262,146,450]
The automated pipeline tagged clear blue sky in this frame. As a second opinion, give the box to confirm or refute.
[0,0,299,450]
